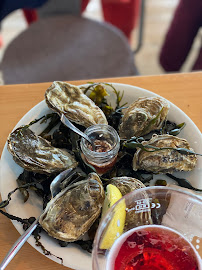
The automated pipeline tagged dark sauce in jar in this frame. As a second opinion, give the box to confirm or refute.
[88,140,112,152]
[86,155,118,175]
[85,139,118,174]
[80,125,120,175]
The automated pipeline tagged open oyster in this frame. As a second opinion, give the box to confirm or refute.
[133,134,197,173]
[39,173,105,242]
[45,81,108,127]
[119,96,170,139]
[110,176,146,196]
[7,127,78,174]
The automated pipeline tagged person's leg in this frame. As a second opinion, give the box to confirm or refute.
[159,0,202,72]
[0,23,3,47]
[101,0,140,41]
[192,46,202,71]
[22,9,38,25]
[81,0,90,13]
[0,0,48,21]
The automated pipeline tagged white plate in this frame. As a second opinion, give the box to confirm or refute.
[1,83,202,270]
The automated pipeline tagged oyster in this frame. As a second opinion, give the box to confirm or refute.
[45,81,108,127]
[119,96,170,139]
[39,173,105,242]
[133,134,197,173]
[110,176,146,196]
[7,127,78,174]
[110,177,152,230]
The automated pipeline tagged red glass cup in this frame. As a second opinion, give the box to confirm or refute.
[92,186,202,270]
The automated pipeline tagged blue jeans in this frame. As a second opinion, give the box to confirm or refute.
[0,0,48,21]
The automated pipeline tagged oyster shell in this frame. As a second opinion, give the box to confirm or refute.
[133,134,197,173]
[45,81,108,127]
[39,173,105,242]
[119,96,170,139]
[110,176,146,196]
[7,127,78,174]
[110,177,152,230]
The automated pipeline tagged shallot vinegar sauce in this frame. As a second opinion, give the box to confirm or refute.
[106,225,202,270]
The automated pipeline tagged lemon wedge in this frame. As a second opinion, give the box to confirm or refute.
[100,184,126,249]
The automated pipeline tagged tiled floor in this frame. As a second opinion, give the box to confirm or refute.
[0,0,201,78]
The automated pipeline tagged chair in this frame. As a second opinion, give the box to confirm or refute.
[0,14,138,84]
[26,0,146,54]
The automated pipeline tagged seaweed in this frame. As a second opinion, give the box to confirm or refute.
[83,82,127,130]
[166,173,202,192]
[16,113,59,138]
[142,121,186,140]
[33,226,63,264]
[123,136,202,156]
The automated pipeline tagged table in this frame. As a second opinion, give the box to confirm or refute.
[0,72,202,270]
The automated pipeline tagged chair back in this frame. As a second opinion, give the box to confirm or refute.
[0,15,138,84]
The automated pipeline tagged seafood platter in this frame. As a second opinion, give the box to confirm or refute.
[0,82,202,270]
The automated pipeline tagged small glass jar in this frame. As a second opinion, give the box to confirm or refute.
[80,125,120,175]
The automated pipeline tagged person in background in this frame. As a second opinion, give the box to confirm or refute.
[0,0,140,46]
[82,0,140,42]
[36,0,141,42]
[0,0,47,47]
[159,0,202,72]
[0,0,47,21]
[0,23,2,47]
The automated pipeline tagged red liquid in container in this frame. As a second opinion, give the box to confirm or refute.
[107,225,201,270]
[85,139,118,174]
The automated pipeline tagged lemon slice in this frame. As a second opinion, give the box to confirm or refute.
[100,184,126,249]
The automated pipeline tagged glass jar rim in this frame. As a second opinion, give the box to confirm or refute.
[80,124,120,158]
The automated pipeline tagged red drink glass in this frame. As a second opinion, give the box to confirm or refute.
[92,187,202,270]
[107,225,201,270]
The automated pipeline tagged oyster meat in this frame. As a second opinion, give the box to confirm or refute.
[45,81,108,127]
[39,173,105,242]
[7,127,78,174]
[133,134,197,173]
[119,96,170,139]
[110,176,146,196]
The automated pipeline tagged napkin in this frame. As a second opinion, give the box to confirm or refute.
[162,185,202,239]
